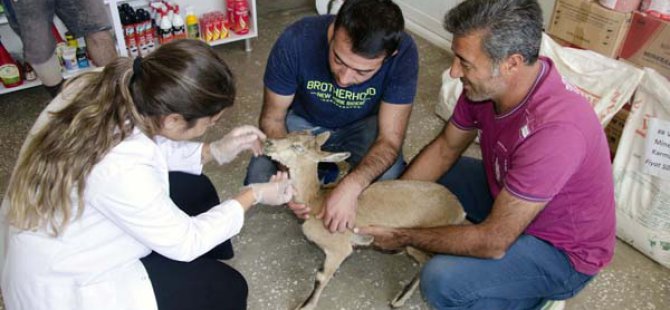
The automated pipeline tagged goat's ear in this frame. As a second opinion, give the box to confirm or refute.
[315,131,331,146]
[320,151,350,163]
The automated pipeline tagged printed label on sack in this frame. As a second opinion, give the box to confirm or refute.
[643,117,670,180]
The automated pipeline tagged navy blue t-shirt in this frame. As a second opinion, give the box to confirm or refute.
[263,15,419,129]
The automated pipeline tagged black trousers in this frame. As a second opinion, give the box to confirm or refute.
[140,172,248,310]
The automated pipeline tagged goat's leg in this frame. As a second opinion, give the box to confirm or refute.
[390,247,432,308]
[297,240,353,310]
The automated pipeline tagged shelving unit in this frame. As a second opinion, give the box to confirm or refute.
[0,11,97,95]
[0,67,97,95]
[0,0,258,95]
[107,0,258,56]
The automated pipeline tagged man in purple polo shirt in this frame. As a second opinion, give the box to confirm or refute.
[356,0,616,309]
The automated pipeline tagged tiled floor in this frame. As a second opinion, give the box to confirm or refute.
[0,1,668,309]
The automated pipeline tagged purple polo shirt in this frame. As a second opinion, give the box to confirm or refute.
[451,57,615,275]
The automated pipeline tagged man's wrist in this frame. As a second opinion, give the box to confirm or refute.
[340,173,368,194]
[395,228,412,248]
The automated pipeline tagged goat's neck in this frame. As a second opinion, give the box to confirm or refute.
[290,162,325,212]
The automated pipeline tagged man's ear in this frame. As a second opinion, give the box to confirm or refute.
[502,54,524,75]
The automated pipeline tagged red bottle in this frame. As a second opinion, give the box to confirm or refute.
[233,0,249,35]
[0,38,23,88]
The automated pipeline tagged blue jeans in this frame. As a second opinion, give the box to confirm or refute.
[245,111,405,184]
[421,157,594,310]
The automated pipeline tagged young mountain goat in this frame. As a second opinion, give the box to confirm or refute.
[263,131,466,310]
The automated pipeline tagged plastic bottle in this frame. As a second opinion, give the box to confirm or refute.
[172,5,187,40]
[140,10,155,54]
[159,10,173,44]
[65,32,78,48]
[76,38,90,69]
[50,24,68,69]
[185,6,200,39]
[0,39,23,88]
[24,62,37,81]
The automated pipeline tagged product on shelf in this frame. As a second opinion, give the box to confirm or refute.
[65,32,78,48]
[233,0,250,35]
[119,4,157,57]
[119,3,140,57]
[75,37,90,69]
[185,6,200,39]
[159,10,173,44]
[23,62,37,81]
[202,11,228,42]
[0,38,23,88]
[226,0,235,27]
[51,24,67,69]
[172,5,187,40]
[62,47,78,72]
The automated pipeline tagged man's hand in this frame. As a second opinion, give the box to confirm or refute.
[355,225,406,251]
[317,181,361,233]
[287,201,311,219]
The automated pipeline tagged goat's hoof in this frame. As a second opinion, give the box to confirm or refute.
[351,233,374,246]
[390,295,410,309]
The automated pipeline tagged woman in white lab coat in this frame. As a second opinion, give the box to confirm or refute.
[1,39,293,310]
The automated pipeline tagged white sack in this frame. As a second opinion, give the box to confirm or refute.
[612,68,670,268]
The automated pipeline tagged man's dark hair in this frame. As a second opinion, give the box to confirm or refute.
[333,0,404,59]
[444,0,543,65]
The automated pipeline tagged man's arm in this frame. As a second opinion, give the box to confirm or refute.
[402,121,477,182]
[358,188,546,259]
[345,102,412,188]
[320,102,412,233]
[260,87,294,139]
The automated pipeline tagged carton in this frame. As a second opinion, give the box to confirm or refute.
[548,0,632,58]
[619,12,670,79]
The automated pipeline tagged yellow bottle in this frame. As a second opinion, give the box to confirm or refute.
[185,7,200,39]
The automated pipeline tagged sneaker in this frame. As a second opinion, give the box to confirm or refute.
[540,300,565,310]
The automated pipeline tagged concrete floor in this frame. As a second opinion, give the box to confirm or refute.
[0,0,668,309]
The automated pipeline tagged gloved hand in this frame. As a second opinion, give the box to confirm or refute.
[210,125,266,164]
[248,172,294,205]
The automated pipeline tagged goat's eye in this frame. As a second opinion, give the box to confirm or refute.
[290,144,305,153]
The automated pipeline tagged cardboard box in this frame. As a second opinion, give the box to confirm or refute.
[604,103,631,160]
[548,0,632,58]
[619,12,670,79]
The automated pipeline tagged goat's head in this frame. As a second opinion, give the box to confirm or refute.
[263,131,350,169]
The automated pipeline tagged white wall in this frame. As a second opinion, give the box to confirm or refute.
[397,0,556,51]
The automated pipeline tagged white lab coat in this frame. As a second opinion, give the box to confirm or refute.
[0,79,245,310]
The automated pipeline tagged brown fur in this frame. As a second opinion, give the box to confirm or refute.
[264,131,465,309]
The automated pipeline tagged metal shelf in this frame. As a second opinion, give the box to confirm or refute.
[0,79,42,95]
[0,66,97,95]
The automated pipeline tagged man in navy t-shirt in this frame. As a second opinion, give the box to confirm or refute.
[246,0,418,233]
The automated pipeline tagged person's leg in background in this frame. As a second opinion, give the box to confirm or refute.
[436,156,493,223]
[2,0,64,97]
[169,172,234,260]
[326,114,405,181]
[57,0,116,67]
